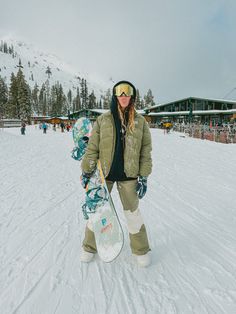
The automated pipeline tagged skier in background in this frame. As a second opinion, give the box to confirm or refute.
[66,124,70,132]
[80,80,152,267]
[21,121,26,135]
[60,121,65,132]
[42,121,47,134]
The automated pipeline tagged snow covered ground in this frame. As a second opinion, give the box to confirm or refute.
[0,125,236,314]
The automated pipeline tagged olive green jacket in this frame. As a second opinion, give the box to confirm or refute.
[81,111,152,178]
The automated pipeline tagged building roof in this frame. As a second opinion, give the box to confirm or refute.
[148,109,236,116]
[90,109,108,114]
[136,110,145,115]
[148,96,236,111]
[47,116,69,120]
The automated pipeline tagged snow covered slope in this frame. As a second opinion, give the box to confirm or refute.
[0,127,236,313]
[0,37,106,96]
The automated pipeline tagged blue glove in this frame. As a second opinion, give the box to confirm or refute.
[80,172,92,189]
[136,176,148,199]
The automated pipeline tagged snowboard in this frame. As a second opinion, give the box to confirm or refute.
[72,117,124,262]
[71,117,93,161]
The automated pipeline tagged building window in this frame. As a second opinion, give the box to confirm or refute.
[214,103,222,110]
[208,103,213,110]
[195,100,203,111]
[180,102,186,111]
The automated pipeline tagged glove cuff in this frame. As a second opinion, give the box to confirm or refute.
[139,176,148,182]
[82,172,93,178]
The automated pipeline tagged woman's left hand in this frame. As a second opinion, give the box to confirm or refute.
[136,176,148,199]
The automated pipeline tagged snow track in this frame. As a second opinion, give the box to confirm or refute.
[0,126,236,313]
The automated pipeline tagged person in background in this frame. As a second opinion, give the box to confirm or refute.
[21,121,26,135]
[66,124,70,132]
[60,122,65,132]
[42,121,47,134]
[80,80,152,267]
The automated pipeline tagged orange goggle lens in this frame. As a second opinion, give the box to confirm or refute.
[114,83,134,97]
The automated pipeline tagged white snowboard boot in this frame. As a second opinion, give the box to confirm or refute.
[80,249,95,263]
[135,253,151,267]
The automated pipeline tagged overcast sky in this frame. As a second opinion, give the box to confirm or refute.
[1,0,236,103]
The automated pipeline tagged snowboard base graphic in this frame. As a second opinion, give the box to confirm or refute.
[85,160,124,262]
[71,118,124,263]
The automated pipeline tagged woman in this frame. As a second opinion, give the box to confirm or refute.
[81,81,152,267]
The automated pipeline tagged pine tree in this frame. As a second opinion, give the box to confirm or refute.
[46,66,52,79]
[99,97,102,109]
[50,84,57,116]
[67,89,72,111]
[3,42,8,53]
[8,44,14,55]
[39,83,47,116]
[8,73,19,118]
[140,99,145,109]
[45,79,51,115]
[32,83,39,115]
[0,76,8,118]
[16,68,31,122]
[50,82,66,116]
[144,89,155,108]
[103,89,111,109]
[58,83,67,115]
[80,79,85,109]
[73,87,81,112]
[80,78,89,109]
[88,91,96,109]
[84,80,89,109]
[135,89,142,109]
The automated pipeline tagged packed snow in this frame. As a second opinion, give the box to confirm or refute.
[0,125,236,314]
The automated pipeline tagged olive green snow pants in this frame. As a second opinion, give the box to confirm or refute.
[82,180,150,256]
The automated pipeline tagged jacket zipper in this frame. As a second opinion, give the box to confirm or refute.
[104,115,116,178]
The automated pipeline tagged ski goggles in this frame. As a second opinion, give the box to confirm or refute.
[114,83,134,97]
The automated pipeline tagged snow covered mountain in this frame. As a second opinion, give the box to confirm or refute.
[0,37,107,97]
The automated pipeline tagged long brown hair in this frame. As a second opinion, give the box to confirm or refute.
[117,99,135,133]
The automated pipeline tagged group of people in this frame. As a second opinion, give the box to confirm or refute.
[59,122,71,132]
[39,122,72,133]
[21,121,72,135]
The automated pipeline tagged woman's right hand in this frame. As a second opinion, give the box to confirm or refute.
[80,172,91,189]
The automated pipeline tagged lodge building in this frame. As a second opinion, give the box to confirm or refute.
[145,97,236,125]
[23,97,236,127]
